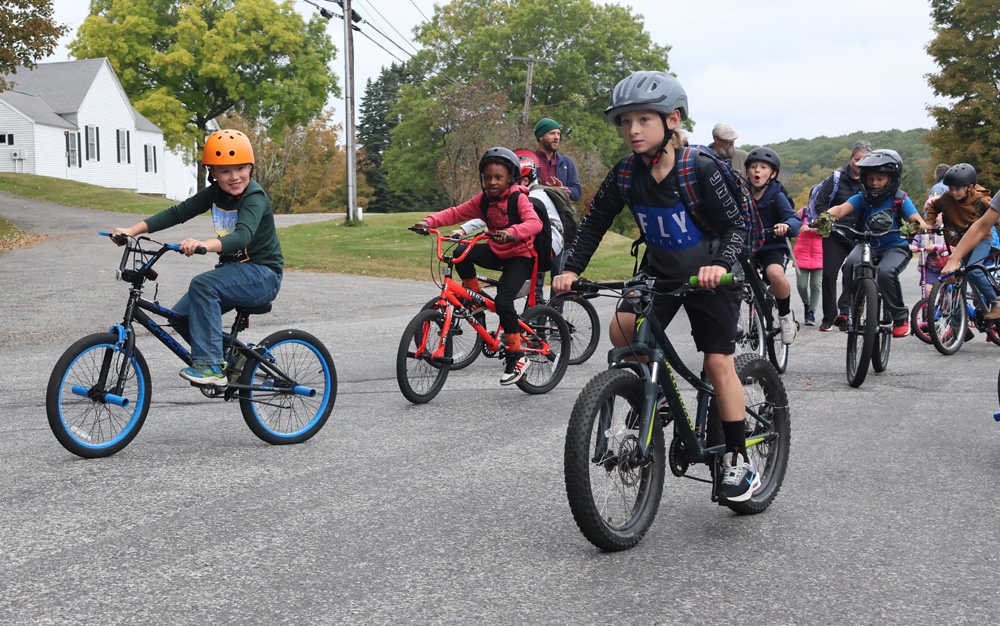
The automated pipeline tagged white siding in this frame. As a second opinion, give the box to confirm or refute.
[134,129,166,195]
[0,102,35,174]
[33,125,76,178]
[75,63,150,191]
[163,148,198,201]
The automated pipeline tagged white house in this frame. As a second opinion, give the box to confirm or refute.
[0,58,195,201]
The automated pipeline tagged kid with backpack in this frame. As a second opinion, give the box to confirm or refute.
[792,206,823,326]
[745,147,801,343]
[551,70,759,504]
[414,147,542,385]
[812,149,929,337]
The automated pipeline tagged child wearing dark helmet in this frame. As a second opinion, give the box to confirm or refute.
[111,129,283,386]
[926,163,1000,319]
[745,147,802,344]
[814,149,929,337]
[551,70,759,504]
[414,147,542,385]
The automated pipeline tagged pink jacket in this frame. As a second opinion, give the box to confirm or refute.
[792,208,823,270]
[425,186,541,259]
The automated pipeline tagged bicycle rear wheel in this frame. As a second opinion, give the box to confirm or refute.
[725,354,790,515]
[564,368,665,551]
[928,281,967,356]
[736,284,766,359]
[548,292,601,365]
[422,297,484,370]
[46,332,152,458]
[516,305,571,394]
[871,296,892,373]
[396,309,452,404]
[910,296,933,344]
[846,278,878,387]
[238,329,336,444]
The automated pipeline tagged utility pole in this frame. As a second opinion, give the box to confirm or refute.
[509,56,554,125]
[342,0,360,221]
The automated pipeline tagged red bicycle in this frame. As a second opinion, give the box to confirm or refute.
[396,227,571,403]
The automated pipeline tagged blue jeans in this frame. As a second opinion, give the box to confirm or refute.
[173,262,282,365]
[963,238,996,305]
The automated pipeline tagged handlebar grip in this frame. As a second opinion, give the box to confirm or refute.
[408,226,430,235]
[570,279,594,292]
[195,246,207,255]
[100,231,128,245]
[689,273,735,288]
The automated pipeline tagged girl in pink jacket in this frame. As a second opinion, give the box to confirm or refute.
[793,207,823,325]
[415,147,542,385]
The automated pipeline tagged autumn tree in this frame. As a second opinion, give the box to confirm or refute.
[926,0,1000,191]
[0,0,67,91]
[70,0,338,189]
[222,110,372,215]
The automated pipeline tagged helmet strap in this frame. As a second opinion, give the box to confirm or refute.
[648,114,674,165]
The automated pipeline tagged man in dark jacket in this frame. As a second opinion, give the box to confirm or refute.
[815,140,871,331]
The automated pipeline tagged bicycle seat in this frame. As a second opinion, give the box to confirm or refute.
[238,303,272,316]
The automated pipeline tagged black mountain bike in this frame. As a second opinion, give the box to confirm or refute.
[736,252,790,373]
[46,233,336,457]
[563,272,790,552]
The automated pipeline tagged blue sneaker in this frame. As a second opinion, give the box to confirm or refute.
[717,452,761,503]
[180,364,228,387]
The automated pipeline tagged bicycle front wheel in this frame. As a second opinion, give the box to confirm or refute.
[928,281,967,356]
[871,295,892,373]
[910,296,933,344]
[238,329,336,444]
[46,332,152,458]
[724,355,791,514]
[564,368,665,551]
[516,305,571,394]
[846,278,878,387]
[422,297,483,370]
[396,309,452,404]
[736,284,766,359]
[549,293,601,365]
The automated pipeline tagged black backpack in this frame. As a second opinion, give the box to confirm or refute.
[480,190,552,272]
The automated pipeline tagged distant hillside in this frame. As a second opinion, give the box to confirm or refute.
[743,128,933,209]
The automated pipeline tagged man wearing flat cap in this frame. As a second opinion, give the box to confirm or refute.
[709,123,748,175]
[533,117,582,202]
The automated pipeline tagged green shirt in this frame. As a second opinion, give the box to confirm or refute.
[143,179,283,275]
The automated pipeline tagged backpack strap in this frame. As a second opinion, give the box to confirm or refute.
[828,170,841,202]
[892,189,908,215]
[507,190,522,226]
[617,153,636,201]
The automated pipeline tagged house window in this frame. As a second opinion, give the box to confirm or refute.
[144,144,158,173]
[67,133,78,166]
[117,130,127,163]
[0,134,5,144]
[86,126,100,160]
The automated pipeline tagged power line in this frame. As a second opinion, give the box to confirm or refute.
[354,0,421,56]
[408,0,431,23]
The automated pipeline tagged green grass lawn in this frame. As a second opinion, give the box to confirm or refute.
[0,173,641,281]
[0,173,174,214]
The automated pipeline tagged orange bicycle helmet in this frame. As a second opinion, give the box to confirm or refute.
[202,129,255,165]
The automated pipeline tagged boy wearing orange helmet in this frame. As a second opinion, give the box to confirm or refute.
[112,129,283,386]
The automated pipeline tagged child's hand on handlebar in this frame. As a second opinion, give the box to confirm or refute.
[490,229,513,243]
[695,265,728,289]
[773,223,789,236]
[179,238,207,256]
[552,272,579,293]
[413,220,430,230]
[810,212,836,237]
[940,257,962,281]
[449,229,465,239]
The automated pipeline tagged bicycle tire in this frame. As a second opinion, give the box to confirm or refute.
[846,278,878,388]
[928,281,967,356]
[564,368,665,552]
[46,332,152,458]
[238,329,336,444]
[516,305,571,394]
[396,309,452,404]
[422,297,484,370]
[871,295,892,373]
[548,292,601,365]
[765,299,789,374]
[736,284,766,359]
[724,355,791,515]
[988,322,1000,346]
[910,296,933,344]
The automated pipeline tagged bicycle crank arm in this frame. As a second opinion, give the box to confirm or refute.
[407,351,453,366]
[71,385,130,408]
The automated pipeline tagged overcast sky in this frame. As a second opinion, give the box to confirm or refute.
[47,0,944,148]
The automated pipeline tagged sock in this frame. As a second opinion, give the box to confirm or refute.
[505,332,522,353]
[777,296,791,317]
[721,420,747,462]
[462,277,482,294]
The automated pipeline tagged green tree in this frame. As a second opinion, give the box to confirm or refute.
[70,0,338,189]
[0,0,67,91]
[384,0,672,199]
[925,0,1000,192]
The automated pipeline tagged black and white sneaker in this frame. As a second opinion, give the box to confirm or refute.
[717,452,761,503]
[500,351,530,385]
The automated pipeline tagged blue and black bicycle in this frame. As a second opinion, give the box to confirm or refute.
[45,233,336,458]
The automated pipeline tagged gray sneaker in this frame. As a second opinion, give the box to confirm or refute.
[778,313,796,344]
[717,452,761,503]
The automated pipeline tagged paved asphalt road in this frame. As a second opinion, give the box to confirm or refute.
[2,193,1000,624]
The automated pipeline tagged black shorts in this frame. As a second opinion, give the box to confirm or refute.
[752,247,788,273]
[616,285,741,355]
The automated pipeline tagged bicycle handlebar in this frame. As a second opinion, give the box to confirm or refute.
[409,227,516,263]
[99,231,207,255]
[571,272,736,295]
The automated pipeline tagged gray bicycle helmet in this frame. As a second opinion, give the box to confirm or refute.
[605,70,688,126]
[857,149,903,205]
[943,163,977,188]
[745,147,781,175]
[867,209,894,236]
[479,147,520,180]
